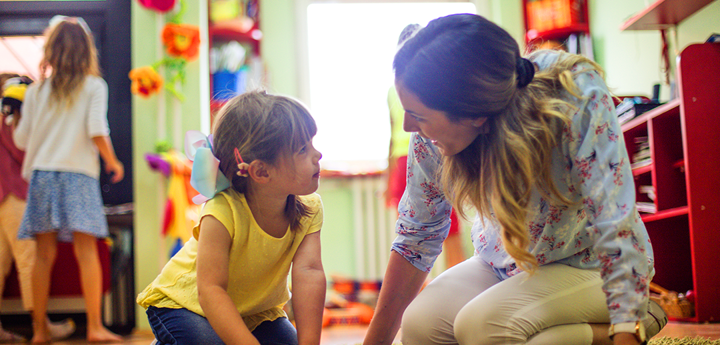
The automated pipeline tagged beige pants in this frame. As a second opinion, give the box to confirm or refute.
[0,194,35,310]
[401,256,610,345]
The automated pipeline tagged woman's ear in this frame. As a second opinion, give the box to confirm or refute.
[247,160,271,183]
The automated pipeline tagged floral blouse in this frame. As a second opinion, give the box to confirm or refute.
[392,50,655,324]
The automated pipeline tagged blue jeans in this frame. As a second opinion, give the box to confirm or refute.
[147,306,298,345]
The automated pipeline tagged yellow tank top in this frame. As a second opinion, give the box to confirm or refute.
[137,190,323,331]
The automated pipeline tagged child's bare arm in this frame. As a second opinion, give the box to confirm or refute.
[92,136,124,183]
[291,231,326,345]
[197,216,261,345]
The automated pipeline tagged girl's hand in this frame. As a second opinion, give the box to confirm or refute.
[105,160,124,183]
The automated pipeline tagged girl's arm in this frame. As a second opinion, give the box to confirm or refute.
[363,251,427,345]
[197,215,260,345]
[291,231,326,345]
[92,136,124,183]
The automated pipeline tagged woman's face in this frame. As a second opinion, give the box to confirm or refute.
[396,82,487,156]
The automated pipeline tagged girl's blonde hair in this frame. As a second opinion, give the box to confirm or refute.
[39,19,100,110]
[394,14,603,273]
[212,90,318,231]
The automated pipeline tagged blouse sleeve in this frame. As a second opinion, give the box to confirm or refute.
[86,78,110,138]
[391,133,453,272]
[568,67,652,323]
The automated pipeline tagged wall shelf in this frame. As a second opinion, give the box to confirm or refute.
[620,0,715,31]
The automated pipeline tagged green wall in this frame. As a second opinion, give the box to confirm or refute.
[131,0,720,330]
[131,0,208,329]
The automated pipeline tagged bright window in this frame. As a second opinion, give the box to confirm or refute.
[0,36,45,81]
[302,2,477,173]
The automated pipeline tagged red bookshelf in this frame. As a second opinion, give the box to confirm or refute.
[620,0,715,31]
[622,43,720,322]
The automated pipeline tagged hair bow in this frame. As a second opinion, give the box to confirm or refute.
[185,130,232,204]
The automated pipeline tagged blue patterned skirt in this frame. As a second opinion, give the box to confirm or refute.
[18,170,108,242]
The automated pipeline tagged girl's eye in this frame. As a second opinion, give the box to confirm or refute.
[298,146,307,154]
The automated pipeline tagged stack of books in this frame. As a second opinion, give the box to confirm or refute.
[616,98,663,125]
[639,185,655,201]
[631,137,651,169]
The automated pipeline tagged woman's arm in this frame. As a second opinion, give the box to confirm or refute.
[291,231,326,345]
[92,136,124,183]
[363,251,428,345]
[197,216,260,345]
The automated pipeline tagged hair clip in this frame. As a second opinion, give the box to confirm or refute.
[234,148,250,177]
[49,15,91,35]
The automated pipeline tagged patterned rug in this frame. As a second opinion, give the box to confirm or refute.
[649,337,720,345]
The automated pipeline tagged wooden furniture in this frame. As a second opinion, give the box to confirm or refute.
[620,0,715,31]
[522,0,589,50]
[621,42,720,323]
[207,0,262,115]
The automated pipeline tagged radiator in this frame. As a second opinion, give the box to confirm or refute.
[350,175,398,281]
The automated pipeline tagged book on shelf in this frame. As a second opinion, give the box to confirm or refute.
[639,185,655,201]
[631,136,651,169]
[631,159,652,169]
[616,99,664,125]
[636,202,657,214]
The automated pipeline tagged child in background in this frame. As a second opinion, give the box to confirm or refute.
[137,90,326,345]
[12,17,124,343]
[1,73,76,342]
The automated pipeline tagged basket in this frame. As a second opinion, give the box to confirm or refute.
[649,282,694,319]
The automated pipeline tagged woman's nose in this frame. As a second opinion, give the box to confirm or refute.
[403,113,418,132]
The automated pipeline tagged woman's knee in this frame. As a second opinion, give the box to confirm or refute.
[401,293,456,344]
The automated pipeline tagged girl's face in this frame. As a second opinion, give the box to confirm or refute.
[396,82,487,156]
[274,140,323,196]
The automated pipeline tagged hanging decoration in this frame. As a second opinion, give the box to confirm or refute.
[162,23,201,61]
[130,0,198,102]
[137,0,177,13]
[129,66,164,98]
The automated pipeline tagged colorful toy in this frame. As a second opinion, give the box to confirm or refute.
[1,76,33,125]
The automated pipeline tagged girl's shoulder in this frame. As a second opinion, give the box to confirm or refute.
[298,193,323,212]
[83,75,108,89]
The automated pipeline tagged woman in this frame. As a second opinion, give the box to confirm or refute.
[364,14,666,345]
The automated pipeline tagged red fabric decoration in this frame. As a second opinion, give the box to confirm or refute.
[137,0,176,13]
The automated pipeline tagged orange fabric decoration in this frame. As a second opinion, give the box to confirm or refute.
[162,23,201,61]
[129,66,164,98]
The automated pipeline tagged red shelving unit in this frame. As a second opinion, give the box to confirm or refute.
[522,0,590,49]
[207,0,262,121]
[621,43,720,323]
[620,0,715,31]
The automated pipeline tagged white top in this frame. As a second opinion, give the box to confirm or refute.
[14,75,110,180]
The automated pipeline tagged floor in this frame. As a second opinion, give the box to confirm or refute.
[2,321,718,344]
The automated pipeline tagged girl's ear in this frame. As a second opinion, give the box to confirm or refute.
[247,160,270,183]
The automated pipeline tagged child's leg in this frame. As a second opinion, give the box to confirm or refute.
[251,317,298,345]
[72,232,121,342]
[31,232,58,343]
[146,306,224,345]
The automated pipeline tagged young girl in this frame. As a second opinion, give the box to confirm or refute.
[12,17,124,343]
[365,14,666,345]
[1,73,76,342]
[137,90,326,345]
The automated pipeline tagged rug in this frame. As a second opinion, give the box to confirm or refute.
[649,337,720,345]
